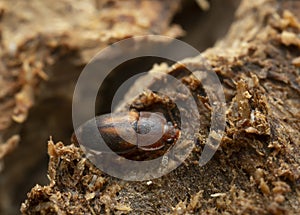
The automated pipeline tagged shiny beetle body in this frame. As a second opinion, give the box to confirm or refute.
[72,111,180,159]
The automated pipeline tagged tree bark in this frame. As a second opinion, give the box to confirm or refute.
[0,1,182,214]
[12,0,300,214]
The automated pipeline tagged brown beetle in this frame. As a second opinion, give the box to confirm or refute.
[71,111,180,160]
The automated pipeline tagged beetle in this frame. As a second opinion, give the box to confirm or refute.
[71,111,180,160]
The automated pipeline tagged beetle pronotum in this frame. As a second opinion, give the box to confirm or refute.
[72,111,180,160]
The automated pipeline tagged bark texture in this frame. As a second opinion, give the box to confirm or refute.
[15,0,300,214]
[0,0,182,214]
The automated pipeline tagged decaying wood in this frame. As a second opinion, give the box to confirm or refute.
[10,0,300,214]
[0,0,182,161]
[0,0,182,214]
[22,0,300,214]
